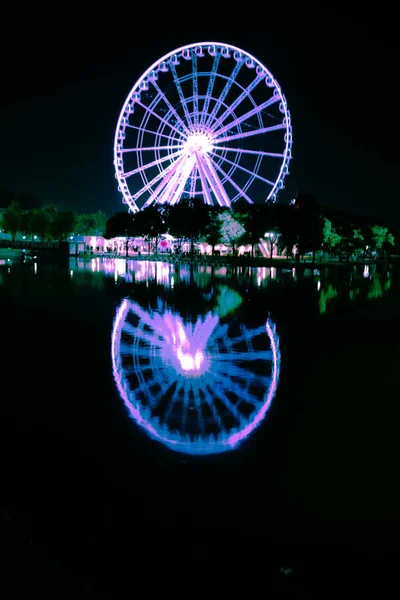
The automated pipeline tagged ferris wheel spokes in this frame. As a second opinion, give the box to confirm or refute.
[122,145,183,153]
[208,156,254,204]
[195,156,214,205]
[192,53,199,126]
[201,153,231,207]
[211,151,275,187]
[215,147,285,159]
[122,149,184,179]
[141,154,188,208]
[199,53,221,126]
[204,60,244,129]
[163,154,196,206]
[132,156,184,203]
[208,72,264,131]
[214,122,286,144]
[169,62,193,127]
[136,100,188,140]
[189,164,198,197]
[150,80,191,135]
[125,123,182,145]
[213,94,281,138]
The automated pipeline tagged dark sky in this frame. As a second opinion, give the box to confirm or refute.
[1,8,399,228]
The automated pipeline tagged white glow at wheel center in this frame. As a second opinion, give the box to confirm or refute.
[183,132,214,155]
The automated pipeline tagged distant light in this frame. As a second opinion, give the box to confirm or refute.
[34,235,37,239]
[70,235,74,240]
[23,236,26,239]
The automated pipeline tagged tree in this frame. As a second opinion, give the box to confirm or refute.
[29,208,51,241]
[264,232,280,259]
[219,209,246,256]
[277,204,297,259]
[167,199,210,257]
[1,200,21,242]
[240,204,268,257]
[93,210,108,236]
[370,225,395,258]
[132,205,166,253]
[322,218,342,256]
[74,211,108,236]
[203,207,222,255]
[294,193,323,263]
[48,210,75,241]
[105,211,135,239]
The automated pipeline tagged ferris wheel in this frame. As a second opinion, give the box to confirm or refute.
[111,297,280,455]
[114,42,292,212]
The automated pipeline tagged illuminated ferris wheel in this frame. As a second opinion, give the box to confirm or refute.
[114,42,292,212]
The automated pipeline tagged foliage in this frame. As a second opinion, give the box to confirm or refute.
[131,205,166,252]
[105,211,135,239]
[29,208,51,240]
[74,211,107,236]
[219,210,245,255]
[48,210,75,240]
[370,225,395,257]
[240,204,270,257]
[1,200,21,242]
[323,218,342,251]
[166,199,210,255]
[202,207,222,254]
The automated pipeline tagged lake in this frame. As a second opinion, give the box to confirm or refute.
[1,256,399,595]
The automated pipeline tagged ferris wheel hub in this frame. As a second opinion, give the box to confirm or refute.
[183,129,214,155]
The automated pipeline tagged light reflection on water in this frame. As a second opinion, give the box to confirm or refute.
[59,257,390,455]
[111,295,280,455]
[66,257,393,315]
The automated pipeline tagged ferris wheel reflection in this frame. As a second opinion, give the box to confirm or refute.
[111,297,280,455]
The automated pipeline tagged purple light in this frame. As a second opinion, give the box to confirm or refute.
[114,42,292,212]
[111,298,280,455]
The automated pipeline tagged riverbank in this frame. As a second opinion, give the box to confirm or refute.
[0,248,31,260]
[70,252,399,269]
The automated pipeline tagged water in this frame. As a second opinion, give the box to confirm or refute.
[1,257,399,593]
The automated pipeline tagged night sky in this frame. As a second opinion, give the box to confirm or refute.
[1,9,398,228]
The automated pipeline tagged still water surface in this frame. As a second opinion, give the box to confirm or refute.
[1,257,399,590]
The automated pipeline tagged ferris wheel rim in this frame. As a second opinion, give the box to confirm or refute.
[114,41,292,212]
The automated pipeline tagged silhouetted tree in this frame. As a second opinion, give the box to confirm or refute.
[132,205,166,253]
[105,211,135,239]
[48,210,75,241]
[74,211,108,236]
[1,200,21,242]
[29,208,51,241]
[203,206,223,255]
[167,199,210,257]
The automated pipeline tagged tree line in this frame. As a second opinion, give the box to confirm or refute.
[105,194,397,262]
[1,189,397,261]
[0,193,107,242]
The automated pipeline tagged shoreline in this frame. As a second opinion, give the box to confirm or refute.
[67,253,398,269]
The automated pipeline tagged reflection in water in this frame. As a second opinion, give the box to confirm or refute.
[318,264,392,314]
[319,284,338,315]
[111,298,280,455]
